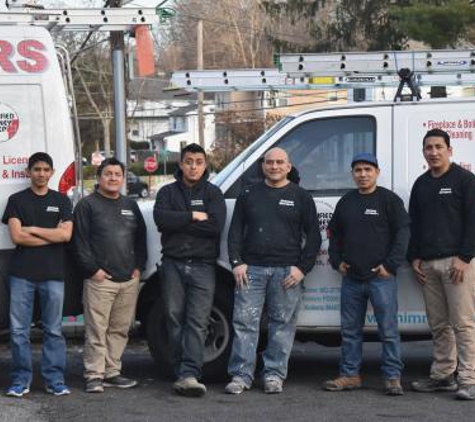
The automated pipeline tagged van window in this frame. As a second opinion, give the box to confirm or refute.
[225,116,376,198]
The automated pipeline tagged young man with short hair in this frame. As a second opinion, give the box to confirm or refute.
[73,158,147,393]
[324,153,409,396]
[2,152,73,397]
[408,129,475,400]
[154,143,226,397]
[225,147,321,395]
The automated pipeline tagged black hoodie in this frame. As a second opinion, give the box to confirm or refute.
[153,169,226,262]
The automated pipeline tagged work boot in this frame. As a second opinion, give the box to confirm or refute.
[323,375,362,391]
[456,384,475,400]
[384,378,404,396]
[173,377,206,397]
[411,375,458,392]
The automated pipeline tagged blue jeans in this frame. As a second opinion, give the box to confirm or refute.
[9,276,67,387]
[228,266,302,386]
[340,275,403,379]
[162,258,216,380]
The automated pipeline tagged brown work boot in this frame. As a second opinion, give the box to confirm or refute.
[323,375,362,391]
[384,378,404,396]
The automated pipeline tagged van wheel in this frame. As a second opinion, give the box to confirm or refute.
[146,281,234,382]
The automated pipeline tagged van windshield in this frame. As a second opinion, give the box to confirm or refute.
[212,116,294,188]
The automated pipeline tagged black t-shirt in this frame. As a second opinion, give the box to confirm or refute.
[2,188,73,282]
[228,181,322,274]
[328,187,410,281]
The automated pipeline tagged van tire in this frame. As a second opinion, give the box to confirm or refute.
[146,276,234,382]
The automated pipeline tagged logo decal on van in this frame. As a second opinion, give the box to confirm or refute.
[0,103,19,143]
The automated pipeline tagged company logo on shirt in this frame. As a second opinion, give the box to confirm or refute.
[191,199,204,207]
[279,199,294,207]
[46,206,59,213]
[364,209,379,216]
[439,188,452,195]
[121,209,134,216]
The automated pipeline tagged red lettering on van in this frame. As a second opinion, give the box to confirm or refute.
[17,40,47,73]
[0,40,15,73]
[0,40,48,73]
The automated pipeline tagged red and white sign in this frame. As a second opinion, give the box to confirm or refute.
[0,103,19,143]
[144,156,158,173]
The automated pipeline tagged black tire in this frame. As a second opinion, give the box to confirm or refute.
[146,274,234,382]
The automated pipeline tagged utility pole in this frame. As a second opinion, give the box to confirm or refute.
[109,0,127,193]
[197,19,205,149]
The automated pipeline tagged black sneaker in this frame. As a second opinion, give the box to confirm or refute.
[85,378,104,393]
[103,375,137,389]
[411,375,458,392]
[457,384,475,400]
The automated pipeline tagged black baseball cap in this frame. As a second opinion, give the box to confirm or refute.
[351,152,379,169]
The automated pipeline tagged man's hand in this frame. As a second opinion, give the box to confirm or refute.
[372,264,391,279]
[132,269,141,280]
[192,212,208,222]
[450,257,469,284]
[91,269,112,282]
[338,262,350,276]
[411,259,427,285]
[282,266,304,289]
[233,264,248,289]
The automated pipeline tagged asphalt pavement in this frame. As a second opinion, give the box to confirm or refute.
[0,339,473,422]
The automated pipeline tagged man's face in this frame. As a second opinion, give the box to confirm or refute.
[423,136,452,172]
[262,149,291,184]
[27,161,54,189]
[179,152,207,185]
[97,164,124,195]
[352,162,380,191]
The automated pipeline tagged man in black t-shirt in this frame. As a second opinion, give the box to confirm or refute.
[73,158,147,394]
[225,148,321,395]
[2,152,73,397]
[408,129,475,400]
[323,153,409,396]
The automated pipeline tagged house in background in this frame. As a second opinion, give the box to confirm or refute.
[128,77,216,157]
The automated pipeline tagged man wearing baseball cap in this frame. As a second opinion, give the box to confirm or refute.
[323,152,410,395]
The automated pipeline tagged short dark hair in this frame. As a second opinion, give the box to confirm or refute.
[28,152,53,169]
[181,143,206,161]
[423,129,451,148]
[97,157,125,177]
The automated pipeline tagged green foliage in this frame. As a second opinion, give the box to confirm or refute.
[391,0,475,48]
[263,0,475,52]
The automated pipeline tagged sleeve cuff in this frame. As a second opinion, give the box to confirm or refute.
[230,258,244,268]
[458,255,474,264]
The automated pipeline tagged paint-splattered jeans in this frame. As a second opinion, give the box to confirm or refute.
[227,265,302,386]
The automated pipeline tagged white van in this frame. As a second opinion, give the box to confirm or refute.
[139,97,475,379]
[0,26,78,327]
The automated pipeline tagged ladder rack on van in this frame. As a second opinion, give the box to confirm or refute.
[172,50,475,102]
[0,6,163,31]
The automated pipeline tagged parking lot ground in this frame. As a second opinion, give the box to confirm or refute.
[0,339,473,422]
